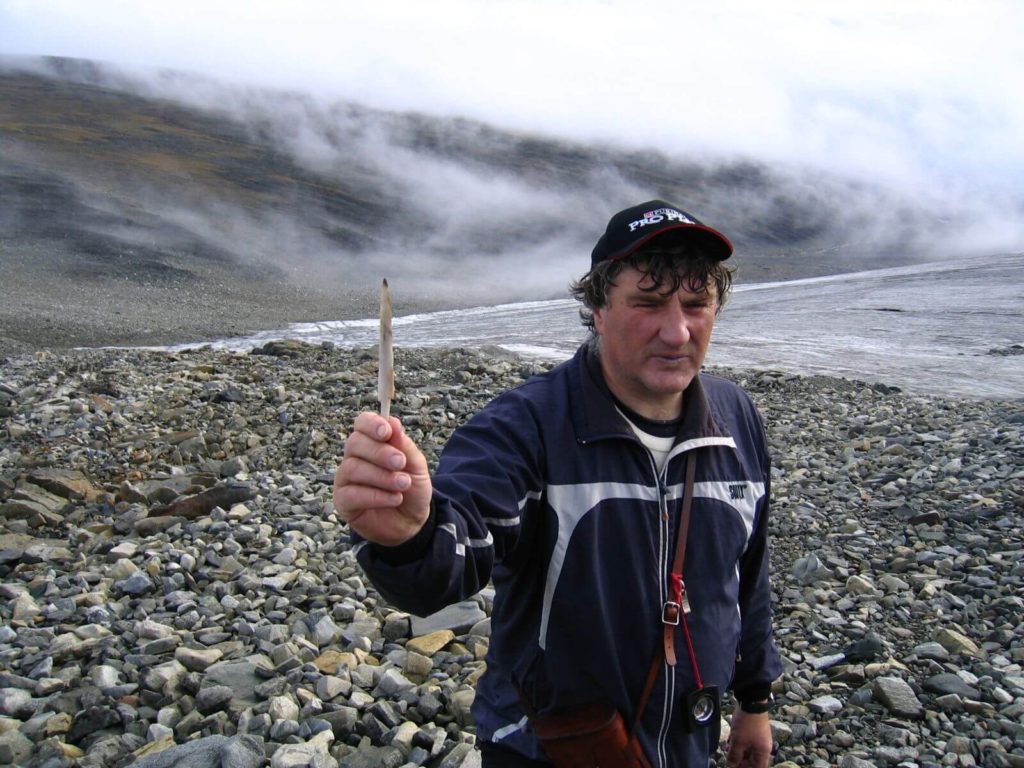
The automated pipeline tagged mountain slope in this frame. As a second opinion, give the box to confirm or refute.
[0,57,947,352]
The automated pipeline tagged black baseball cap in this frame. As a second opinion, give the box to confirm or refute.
[590,199,733,266]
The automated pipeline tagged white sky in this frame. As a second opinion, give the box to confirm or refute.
[1,0,1022,229]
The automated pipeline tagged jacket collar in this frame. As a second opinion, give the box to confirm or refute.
[567,340,728,445]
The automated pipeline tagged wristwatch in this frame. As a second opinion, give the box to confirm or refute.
[738,693,775,714]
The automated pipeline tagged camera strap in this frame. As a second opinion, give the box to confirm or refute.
[632,451,699,736]
[663,451,697,667]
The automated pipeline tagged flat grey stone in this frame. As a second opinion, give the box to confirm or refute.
[809,695,844,715]
[911,641,950,661]
[131,734,264,768]
[0,730,33,766]
[872,677,924,720]
[204,655,273,708]
[0,688,35,719]
[410,601,486,636]
[922,673,980,700]
[195,685,234,714]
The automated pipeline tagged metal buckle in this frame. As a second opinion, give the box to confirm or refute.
[662,601,681,625]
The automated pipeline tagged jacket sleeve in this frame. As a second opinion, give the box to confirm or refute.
[352,390,544,617]
[732,402,784,694]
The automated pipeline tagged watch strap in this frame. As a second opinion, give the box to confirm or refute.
[738,694,774,714]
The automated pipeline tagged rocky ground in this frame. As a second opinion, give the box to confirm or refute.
[0,342,1022,768]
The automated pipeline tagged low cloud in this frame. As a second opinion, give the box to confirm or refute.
[2,0,1022,308]
[3,2,1021,198]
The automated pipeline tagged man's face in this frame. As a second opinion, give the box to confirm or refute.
[593,265,718,420]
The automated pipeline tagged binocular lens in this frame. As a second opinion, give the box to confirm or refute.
[683,685,720,731]
[691,693,716,723]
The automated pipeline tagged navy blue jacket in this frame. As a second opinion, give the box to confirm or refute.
[354,343,783,766]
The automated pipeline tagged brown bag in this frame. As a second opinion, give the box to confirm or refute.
[531,702,652,768]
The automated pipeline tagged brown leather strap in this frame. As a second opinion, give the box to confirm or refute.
[632,642,663,740]
[663,454,697,666]
[632,452,697,736]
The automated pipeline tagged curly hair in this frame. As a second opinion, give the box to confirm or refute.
[569,243,735,332]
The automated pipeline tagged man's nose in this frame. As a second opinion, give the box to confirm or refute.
[658,304,691,345]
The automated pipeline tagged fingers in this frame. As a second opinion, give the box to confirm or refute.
[337,456,410,494]
[334,412,418,518]
[342,415,405,470]
[333,481,402,521]
[333,454,409,529]
[725,741,741,768]
[332,412,433,546]
[348,413,427,468]
[725,739,771,768]
[348,412,401,456]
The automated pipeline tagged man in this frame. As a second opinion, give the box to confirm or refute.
[334,200,783,767]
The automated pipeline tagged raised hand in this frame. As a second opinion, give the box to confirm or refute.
[333,412,433,546]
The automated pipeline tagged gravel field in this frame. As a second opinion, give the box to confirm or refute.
[0,342,1021,767]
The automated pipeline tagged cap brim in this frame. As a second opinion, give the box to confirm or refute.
[606,223,733,262]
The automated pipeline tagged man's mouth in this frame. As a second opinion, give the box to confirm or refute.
[652,352,689,364]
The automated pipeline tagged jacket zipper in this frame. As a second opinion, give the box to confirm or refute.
[602,430,685,768]
[651,450,675,768]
